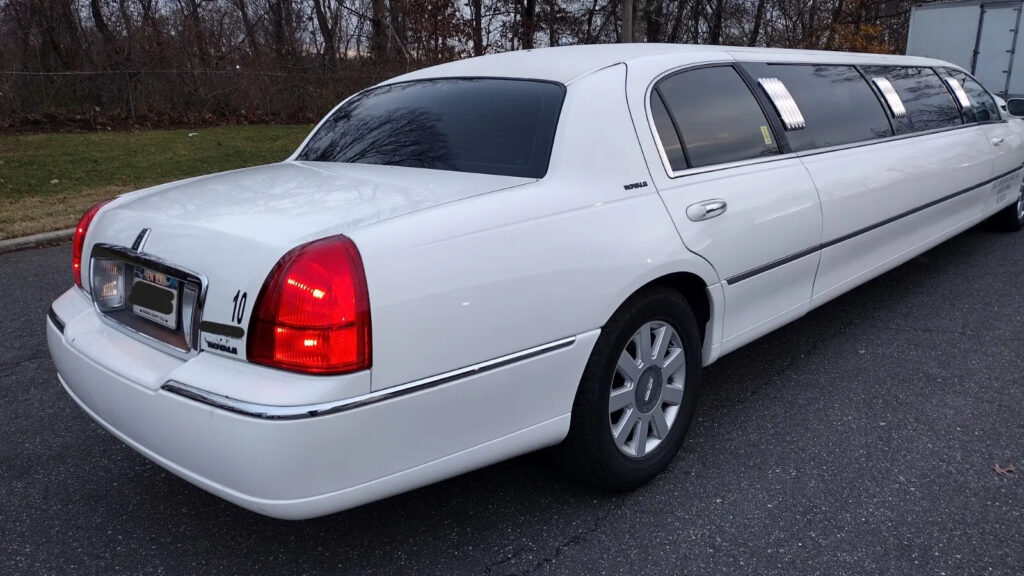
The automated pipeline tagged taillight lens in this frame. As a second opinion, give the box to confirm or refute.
[247,235,371,375]
[73,200,112,289]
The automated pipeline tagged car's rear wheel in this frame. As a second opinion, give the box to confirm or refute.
[558,287,702,490]
[994,181,1024,232]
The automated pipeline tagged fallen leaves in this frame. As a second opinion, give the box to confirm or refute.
[993,463,1016,477]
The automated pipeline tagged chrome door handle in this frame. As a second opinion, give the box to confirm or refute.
[686,199,728,222]
[992,137,1005,146]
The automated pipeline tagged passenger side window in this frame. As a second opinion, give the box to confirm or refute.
[863,66,962,133]
[742,63,893,151]
[946,69,1001,123]
[654,66,779,169]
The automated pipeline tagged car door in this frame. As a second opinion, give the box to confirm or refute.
[980,113,1024,213]
[947,69,1024,213]
[632,63,823,353]
[800,65,993,306]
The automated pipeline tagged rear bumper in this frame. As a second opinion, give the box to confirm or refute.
[47,291,596,520]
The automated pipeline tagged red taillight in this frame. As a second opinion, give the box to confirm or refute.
[247,235,371,375]
[73,200,112,289]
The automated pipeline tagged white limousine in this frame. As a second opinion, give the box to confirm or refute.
[48,44,1024,519]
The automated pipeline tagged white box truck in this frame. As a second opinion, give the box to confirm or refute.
[907,0,1023,96]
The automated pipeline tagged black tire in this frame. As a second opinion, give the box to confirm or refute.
[993,184,1024,232]
[557,287,702,490]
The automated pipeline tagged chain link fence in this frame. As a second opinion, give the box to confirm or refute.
[0,66,400,131]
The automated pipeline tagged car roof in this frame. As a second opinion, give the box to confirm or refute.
[384,44,954,86]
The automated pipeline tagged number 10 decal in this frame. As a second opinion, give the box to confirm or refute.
[232,290,248,325]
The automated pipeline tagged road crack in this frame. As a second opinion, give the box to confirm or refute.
[0,354,47,375]
[486,501,622,576]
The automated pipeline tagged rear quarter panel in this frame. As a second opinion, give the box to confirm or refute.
[350,64,718,391]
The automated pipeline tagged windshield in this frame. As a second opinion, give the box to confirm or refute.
[297,78,565,178]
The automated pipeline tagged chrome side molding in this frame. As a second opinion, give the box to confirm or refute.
[725,163,1024,285]
[162,336,577,420]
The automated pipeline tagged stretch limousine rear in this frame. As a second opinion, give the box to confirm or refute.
[47,45,1024,519]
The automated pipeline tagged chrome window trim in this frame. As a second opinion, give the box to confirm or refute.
[871,76,908,118]
[944,67,1004,121]
[757,77,806,130]
[161,336,577,419]
[648,95,680,175]
[89,243,209,360]
[644,60,792,179]
[943,76,972,110]
[651,113,1005,180]
[644,61,1009,180]
[792,121,1006,159]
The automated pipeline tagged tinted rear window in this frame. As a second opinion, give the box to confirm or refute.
[298,79,564,178]
[863,66,962,133]
[742,63,893,151]
[656,66,779,168]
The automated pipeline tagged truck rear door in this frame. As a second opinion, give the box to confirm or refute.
[974,4,1022,96]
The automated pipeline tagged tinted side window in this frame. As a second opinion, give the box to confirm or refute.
[742,63,893,151]
[863,66,962,133]
[650,91,687,171]
[946,69,1000,123]
[656,66,779,168]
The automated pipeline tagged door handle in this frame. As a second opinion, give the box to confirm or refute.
[686,199,728,222]
[992,137,1005,146]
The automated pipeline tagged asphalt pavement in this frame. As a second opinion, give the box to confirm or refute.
[1,225,1022,575]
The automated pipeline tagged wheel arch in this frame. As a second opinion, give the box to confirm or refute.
[605,270,718,361]
[646,272,711,344]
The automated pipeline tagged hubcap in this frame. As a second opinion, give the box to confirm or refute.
[1017,183,1023,220]
[608,321,686,458]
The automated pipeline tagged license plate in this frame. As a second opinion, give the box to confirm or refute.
[131,267,179,330]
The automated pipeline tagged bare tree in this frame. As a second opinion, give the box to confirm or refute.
[89,0,118,53]
[311,0,337,63]
[708,0,724,44]
[521,0,537,48]
[644,0,663,42]
[621,0,633,42]
[0,0,929,131]
[469,0,484,54]
[747,0,766,45]
[371,0,388,60]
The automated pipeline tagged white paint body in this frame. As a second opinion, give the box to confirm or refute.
[48,45,1024,519]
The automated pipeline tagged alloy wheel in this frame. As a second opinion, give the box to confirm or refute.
[1017,182,1023,221]
[608,321,686,458]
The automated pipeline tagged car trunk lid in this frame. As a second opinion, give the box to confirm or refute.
[83,161,532,361]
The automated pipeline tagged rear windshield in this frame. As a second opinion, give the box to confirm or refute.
[297,78,565,178]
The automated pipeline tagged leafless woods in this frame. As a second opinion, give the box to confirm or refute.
[0,0,925,129]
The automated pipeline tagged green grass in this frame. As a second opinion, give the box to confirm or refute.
[0,125,311,240]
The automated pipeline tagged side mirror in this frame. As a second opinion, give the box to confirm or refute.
[1007,98,1024,118]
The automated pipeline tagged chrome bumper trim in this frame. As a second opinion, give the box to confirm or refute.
[48,306,65,334]
[161,336,577,420]
[89,243,208,357]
